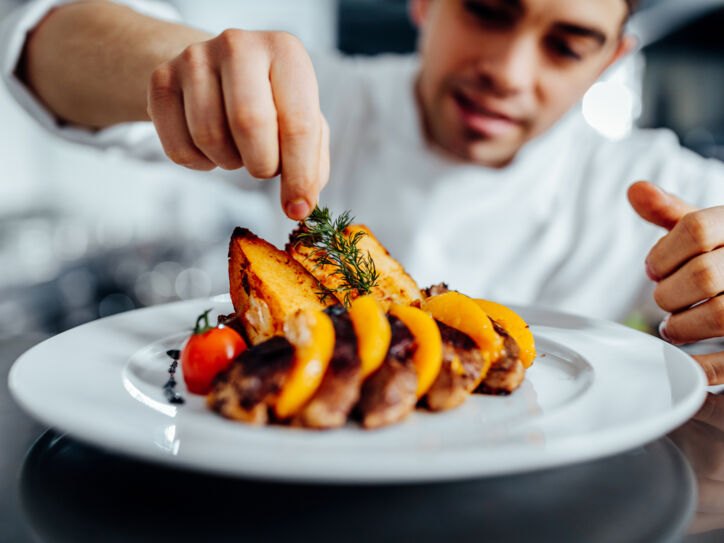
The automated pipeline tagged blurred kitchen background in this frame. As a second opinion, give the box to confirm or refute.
[0,0,723,341]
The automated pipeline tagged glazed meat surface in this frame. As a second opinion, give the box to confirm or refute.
[293,306,363,429]
[357,315,418,429]
[208,336,294,424]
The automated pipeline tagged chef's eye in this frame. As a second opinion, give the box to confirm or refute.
[546,36,583,61]
[463,1,516,28]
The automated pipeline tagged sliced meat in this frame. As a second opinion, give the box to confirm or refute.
[357,315,418,429]
[425,321,486,411]
[207,336,294,424]
[217,313,252,346]
[293,306,363,429]
[422,282,450,298]
[476,321,525,396]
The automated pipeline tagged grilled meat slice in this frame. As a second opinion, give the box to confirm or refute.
[422,282,450,298]
[426,321,486,411]
[357,315,418,429]
[293,306,363,429]
[477,321,525,395]
[207,336,294,424]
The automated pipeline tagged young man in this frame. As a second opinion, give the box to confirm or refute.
[3,0,724,382]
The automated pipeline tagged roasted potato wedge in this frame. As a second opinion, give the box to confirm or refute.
[228,227,334,345]
[287,224,423,310]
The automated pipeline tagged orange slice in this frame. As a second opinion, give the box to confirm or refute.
[422,292,504,386]
[388,304,443,398]
[474,299,536,367]
[275,309,335,419]
[348,295,391,379]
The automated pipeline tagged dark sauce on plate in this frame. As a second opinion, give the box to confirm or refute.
[164,349,185,404]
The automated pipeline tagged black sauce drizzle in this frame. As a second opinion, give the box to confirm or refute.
[164,349,185,404]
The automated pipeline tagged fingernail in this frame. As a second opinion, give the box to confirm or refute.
[658,316,672,343]
[645,259,659,282]
[285,198,310,220]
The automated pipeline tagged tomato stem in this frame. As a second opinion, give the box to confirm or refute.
[193,308,214,335]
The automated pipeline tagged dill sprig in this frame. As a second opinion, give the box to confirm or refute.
[294,206,379,307]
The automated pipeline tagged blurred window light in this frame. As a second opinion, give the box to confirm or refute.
[582,81,638,140]
[175,268,212,300]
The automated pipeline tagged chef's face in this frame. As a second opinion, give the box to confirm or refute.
[412,0,634,167]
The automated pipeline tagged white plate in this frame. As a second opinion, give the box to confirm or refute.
[9,295,707,483]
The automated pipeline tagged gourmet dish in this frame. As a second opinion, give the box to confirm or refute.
[177,208,536,430]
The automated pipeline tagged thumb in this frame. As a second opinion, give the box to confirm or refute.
[627,181,698,231]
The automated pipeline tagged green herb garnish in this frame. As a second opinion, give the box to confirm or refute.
[295,206,379,307]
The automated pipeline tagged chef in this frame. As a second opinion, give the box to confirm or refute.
[2,0,724,382]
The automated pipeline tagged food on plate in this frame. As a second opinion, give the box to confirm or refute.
[357,313,419,429]
[292,306,363,429]
[473,299,537,367]
[287,207,422,309]
[180,309,246,394]
[348,295,391,379]
[202,207,536,429]
[477,322,526,395]
[387,304,442,399]
[208,335,294,424]
[228,227,334,345]
[276,308,336,419]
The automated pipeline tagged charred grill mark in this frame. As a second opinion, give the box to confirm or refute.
[208,336,294,421]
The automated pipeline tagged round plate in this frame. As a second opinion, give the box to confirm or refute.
[8,295,707,483]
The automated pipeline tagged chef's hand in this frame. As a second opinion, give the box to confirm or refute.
[629,181,724,384]
[147,30,329,220]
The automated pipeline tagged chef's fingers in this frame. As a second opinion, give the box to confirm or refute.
[218,31,280,180]
[148,63,215,171]
[269,33,322,220]
[180,45,242,170]
[653,248,724,313]
[660,295,724,346]
[692,353,724,387]
[695,393,724,427]
[646,207,724,280]
[318,114,330,192]
[627,181,697,231]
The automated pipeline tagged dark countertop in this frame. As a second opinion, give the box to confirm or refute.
[2,335,724,543]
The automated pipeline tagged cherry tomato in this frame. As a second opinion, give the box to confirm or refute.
[181,309,247,394]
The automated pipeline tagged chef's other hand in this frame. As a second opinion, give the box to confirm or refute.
[147,29,330,221]
[629,181,724,385]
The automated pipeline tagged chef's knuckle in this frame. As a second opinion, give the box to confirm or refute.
[682,213,712,251]
[193,124,225,149]
[652,284,671,311]
[281,112,316,141]
[180,43,209,72]
[246,158,279,179]
[268,30,302,52]
[149,65,176,99]
[166,145,199,167]
[230,107,275,138]
[217,28,248,58]
[692,260,719,295]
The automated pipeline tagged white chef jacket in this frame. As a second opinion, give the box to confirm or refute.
[3,0,724,323]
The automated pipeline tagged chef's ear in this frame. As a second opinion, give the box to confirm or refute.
[409,0,434,29]
[601,34,637,73]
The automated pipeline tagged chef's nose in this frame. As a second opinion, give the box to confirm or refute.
[475,34,538,97]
